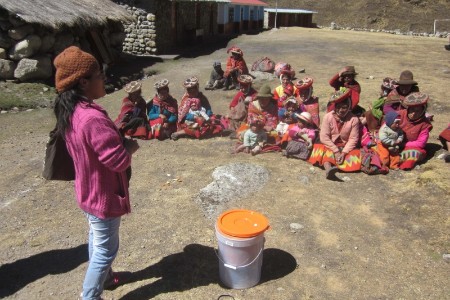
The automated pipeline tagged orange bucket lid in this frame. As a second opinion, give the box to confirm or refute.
[217,209,269,238]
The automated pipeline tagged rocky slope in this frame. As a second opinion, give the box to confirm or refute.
[265,0,450,33]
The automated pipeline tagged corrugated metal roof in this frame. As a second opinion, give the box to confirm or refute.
[231,0,267,6]
[264,8,317,14]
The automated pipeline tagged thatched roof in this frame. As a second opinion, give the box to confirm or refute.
[0,0,134,30]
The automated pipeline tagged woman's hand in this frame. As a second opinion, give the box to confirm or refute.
[124,138,139,155]
[159,114,166,120]
[335,151,345,165]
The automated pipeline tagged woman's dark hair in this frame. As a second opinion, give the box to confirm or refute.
[53,89,85,134]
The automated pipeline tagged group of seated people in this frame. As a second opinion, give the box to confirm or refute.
[114,46,449,180]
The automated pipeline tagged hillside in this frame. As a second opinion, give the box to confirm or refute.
[265,0,450,33]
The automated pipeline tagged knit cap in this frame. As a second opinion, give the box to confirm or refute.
[54,46,100,93]
[384,111,400,127]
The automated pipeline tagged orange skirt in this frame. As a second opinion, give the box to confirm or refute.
[308,143,361,172]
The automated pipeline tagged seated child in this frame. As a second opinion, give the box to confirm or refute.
[283,112,316,160]
[276,96,301,136]
[184,98,209,129]
[114,81,150,139]
[377,111,404,169]
[235,120,267,156]
[205,61,225,90]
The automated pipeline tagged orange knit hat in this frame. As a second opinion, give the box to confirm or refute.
[54,46,99,93]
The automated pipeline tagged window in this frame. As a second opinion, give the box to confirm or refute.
[229,8,234,22]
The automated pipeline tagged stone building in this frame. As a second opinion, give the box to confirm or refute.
[0,0,133,81]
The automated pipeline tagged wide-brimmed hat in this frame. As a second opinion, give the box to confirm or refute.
[256,84,273,98]
[238,74,253,84]
[280,68,295,78]
[328,88,352,104]
[124,81,142,94]
[295,77,314,90]
[227,46,243,56]
[154,79,169,90]
[385,92,402,104]
[183,76,199,88]
[295,112,313,124]
[397,70,417,85]
[340,66,358,76]
[402,92,428,107]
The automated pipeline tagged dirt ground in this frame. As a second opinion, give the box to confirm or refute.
[1,28,449,300]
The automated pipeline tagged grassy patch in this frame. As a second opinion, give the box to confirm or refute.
[0,82,56,111]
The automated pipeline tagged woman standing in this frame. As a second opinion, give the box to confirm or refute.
[147,79,178,140]
[53,46,139,300]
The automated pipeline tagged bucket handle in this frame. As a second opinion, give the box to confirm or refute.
[215,247,263,270]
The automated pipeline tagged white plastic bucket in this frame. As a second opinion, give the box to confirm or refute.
[215,225,265,289]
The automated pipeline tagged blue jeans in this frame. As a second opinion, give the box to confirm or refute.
[82,213,121,300]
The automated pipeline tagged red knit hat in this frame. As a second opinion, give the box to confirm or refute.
[54,46,100,93]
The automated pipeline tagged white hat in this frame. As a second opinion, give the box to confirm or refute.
[124,81,141,94]
[296,112,312,124]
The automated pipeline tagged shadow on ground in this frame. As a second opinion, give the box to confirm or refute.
[119,244,296,299]
[0,244,88,298]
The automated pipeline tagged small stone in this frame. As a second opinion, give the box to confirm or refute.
[25,109,33,112]
[414,165,421,170]
[342,176,351,182]
[298,175,310,184]
[321,264,326,269]
[437,153,447,160]
[1,110,7,114]
[277,287,285,291]
[298,68,306,73]
[354,246,358,250]
[443,254,450,262]
[369,75,374,79]
[43,87,49,92]
[290,223,304,230]
[309,167,316,173]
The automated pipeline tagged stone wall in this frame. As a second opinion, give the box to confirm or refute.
[116,0,218,55]
[0,8,125,82]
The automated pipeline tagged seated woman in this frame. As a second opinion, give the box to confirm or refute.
[295,77,320,128]
[397,92,433,170]
[328,66,364,116]
[309,88,361,180]
[147,79,178,140]
[114,81,151,139]
[245,84,279,143]
[385,70,419,115]
[223,46,249,91]
[273,69,297,108]
[172,76,223,140]
[228,74,257,133]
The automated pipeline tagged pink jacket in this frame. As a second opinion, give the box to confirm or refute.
[320,111,360,154]
[65,101,131,219]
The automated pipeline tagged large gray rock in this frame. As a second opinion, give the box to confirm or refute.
[8,35,42,60]
[8,24,34,40]
[14,55,52,81]
[40,34,55,53]
[0,48,5,59]
[0,32,13,48]
[0,58,16,79]
[196,163,270,219]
